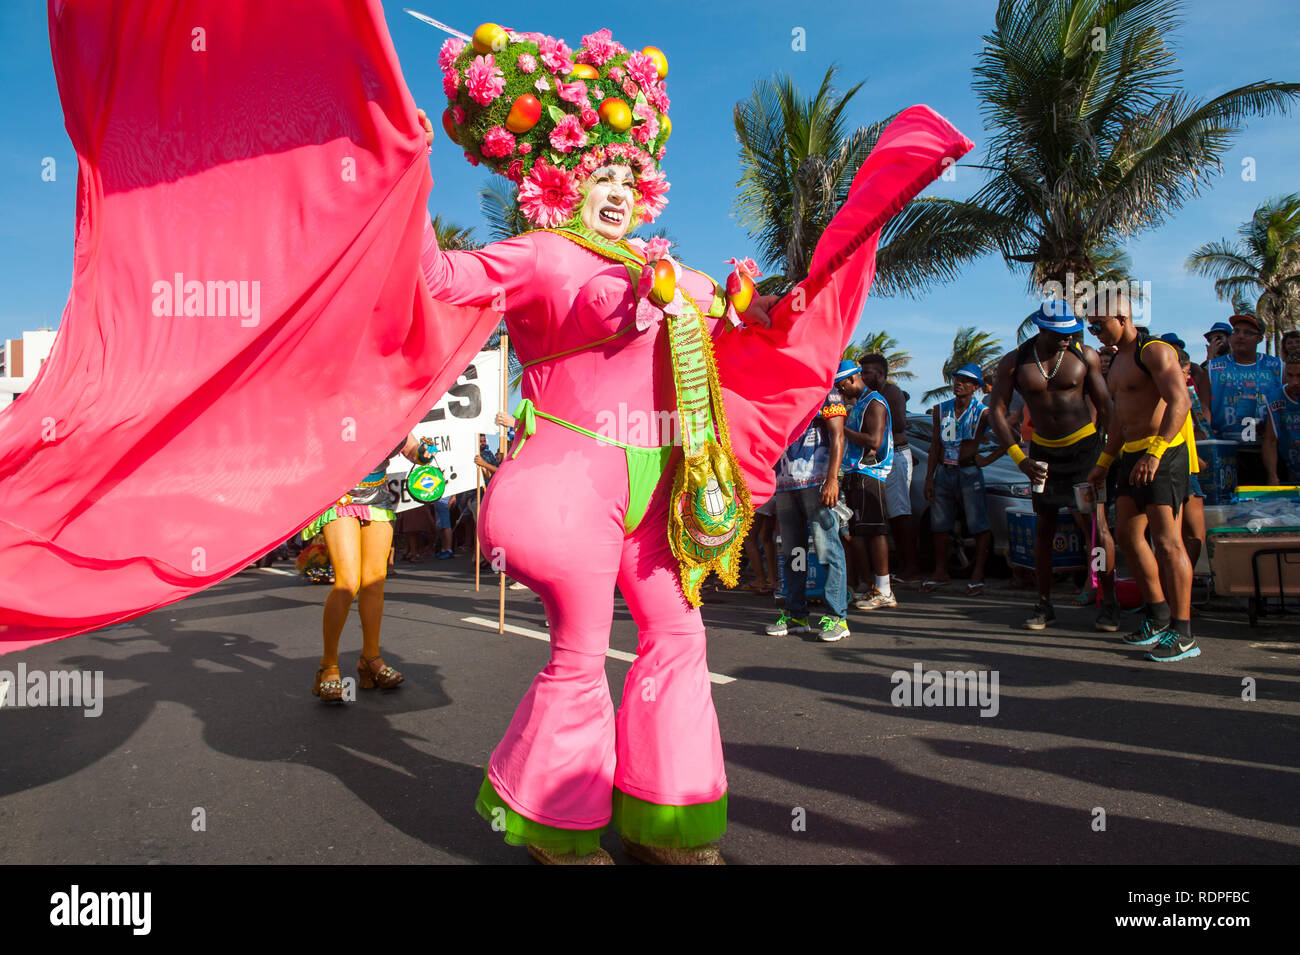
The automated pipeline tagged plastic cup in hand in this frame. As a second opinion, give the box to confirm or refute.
[1031,460,1048,495]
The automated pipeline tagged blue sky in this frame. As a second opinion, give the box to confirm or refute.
[2,0,1298,406]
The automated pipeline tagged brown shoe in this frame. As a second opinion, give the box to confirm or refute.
[357,655,404,690]
[621,837,724,865]
[526,845,614,865]
[312,665,346,704]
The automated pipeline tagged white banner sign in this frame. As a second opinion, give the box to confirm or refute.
[386,350,503,512]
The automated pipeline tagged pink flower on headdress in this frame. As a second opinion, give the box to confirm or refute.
[556,80,587,105]
[441,37,467,72]
[482,126,516,158]
[609,66,624,82]
[519,142,533,154]
[579,29,622,66]
[633,103,659,139]
[631,123,653,145]
[726,257,763,279]
[517,53,537,74]
[644,237,672,261]
[442,69,459,99]
[646,83,670,113]
[537,36,573,74]
[625,52,659,90]
[466,55,505,105]
[505,158,525,183]
[439,37,465,72]
[549,114,588,153]
[519,161,580,227]
[579,107,599,129]
[464,151,480,167]
[451,105,465,124]
[622,79,638,99]
[634,165,669,221]
[656,146,666,160]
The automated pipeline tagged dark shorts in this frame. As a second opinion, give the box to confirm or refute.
[1029,431,1103,517]
[1117,442,1189,516]
[843,471,888,534]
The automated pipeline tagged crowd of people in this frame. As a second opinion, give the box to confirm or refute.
[746,299,1300,665]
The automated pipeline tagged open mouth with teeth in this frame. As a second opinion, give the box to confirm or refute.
[599,205,628,226]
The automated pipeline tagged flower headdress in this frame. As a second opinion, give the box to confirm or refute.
[440,24,671,228]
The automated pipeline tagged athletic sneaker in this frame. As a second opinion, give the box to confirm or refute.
[1146,629,1201,662]
[1122,618,1163,646]
[1094,601,1121,632]
[1022,602,1056,630]
[765,612,809,636]
[854,588,898,611]
[817,616,850,642]
[436,549,454,560]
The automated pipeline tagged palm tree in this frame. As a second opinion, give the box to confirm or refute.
[431,214,480,251]
[923,327,1003,403]
[1186,193,1300,354]
[733,68,993,297]
[1015,242,1135,341]
[841,331,916,382]
[940,0,1300,306]
[479,180,530,241]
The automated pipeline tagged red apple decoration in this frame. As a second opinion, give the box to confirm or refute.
[505,94,542,133]
[441,108,459,144]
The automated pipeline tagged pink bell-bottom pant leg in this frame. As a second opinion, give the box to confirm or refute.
[479,425,726,830]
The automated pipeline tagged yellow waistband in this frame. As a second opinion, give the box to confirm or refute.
[1121,432,1185,454]
[1030,421,1096,448]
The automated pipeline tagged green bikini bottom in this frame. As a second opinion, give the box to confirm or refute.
[511,399,676,535]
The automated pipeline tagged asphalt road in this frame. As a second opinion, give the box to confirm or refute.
[1,559,1297,865]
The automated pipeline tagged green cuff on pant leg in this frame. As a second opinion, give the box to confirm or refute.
[474,774,606,855]
[611,788,727,848]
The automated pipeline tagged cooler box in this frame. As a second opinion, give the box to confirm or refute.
[1207,528,1300,596]
[1006,507,1087,570]
[1196,439,1239,505]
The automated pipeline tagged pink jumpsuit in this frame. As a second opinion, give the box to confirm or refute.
[419,104,974,846]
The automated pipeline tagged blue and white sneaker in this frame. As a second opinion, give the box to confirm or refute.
[1122,619,1163,646]
[1146,630,1201,662]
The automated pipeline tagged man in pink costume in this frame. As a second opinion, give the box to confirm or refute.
[431,26,972,862]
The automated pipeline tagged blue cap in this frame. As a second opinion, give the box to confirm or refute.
[1159,333,1187,350]
[953,363,983,384]
[1031,299,1085,335]
[834,359,860,383]
[1204,321,1232,340]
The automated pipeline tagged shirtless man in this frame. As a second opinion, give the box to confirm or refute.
[1088,295,1199,662]
[989,301,1118,632]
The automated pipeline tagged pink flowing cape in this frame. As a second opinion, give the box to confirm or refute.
[716,105,973,504]
[0,1,501,651]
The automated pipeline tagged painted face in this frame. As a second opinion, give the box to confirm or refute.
[578,164,638,240]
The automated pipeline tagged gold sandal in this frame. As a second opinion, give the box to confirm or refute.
[357,654,403,690]
[313,665,345,703]
[621,837,724,865]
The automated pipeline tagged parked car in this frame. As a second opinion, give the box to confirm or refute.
[902,413,1031,572]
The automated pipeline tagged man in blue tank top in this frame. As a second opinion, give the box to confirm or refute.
[923,363,995,595]
[839,354,896,611]
[1206,313,1283,485]
[1264,351,1300,484]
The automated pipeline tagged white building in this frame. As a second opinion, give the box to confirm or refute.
[0,329,59,408]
